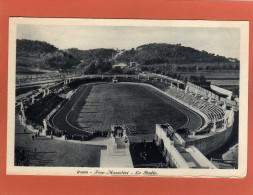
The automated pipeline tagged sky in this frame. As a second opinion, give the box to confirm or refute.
[17,24,240,59]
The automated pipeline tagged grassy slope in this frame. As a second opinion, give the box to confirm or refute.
[15,115,105,167]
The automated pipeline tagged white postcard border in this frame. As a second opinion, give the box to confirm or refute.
[7,17,249,178]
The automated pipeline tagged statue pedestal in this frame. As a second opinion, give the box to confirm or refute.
[41,129,47,136]
[18,114,22,122]
[42,119,47,136]
[211,122,216,133]
[21,117,26,126]
[59,135,66,141]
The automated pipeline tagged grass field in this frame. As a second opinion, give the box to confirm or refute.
[52,83,203,137]
[71,83,189,134]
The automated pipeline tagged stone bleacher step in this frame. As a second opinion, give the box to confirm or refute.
[28,159,54,166]
[100,137,133,168]
[117,145,126,149]
[115,138,125,142]
[115,138,126,149]
[111,153,127,156]
[111,150,127,156]
[113,149,127,153]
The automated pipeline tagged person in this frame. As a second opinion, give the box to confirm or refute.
[34,148,37,152]
[24,128,26,133]
[187,130,190,138]
[35,133,37,139]
[32,135,34,141]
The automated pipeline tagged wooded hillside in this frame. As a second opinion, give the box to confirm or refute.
[115,43,239,65]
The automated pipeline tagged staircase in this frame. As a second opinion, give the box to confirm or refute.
[100,137,133,168]
[115,137,126,149]
[26,151,55,166]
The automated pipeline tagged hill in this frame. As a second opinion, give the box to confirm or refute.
[115,43,239,65]
[16,39,81,73]
[17,39,58,55]
[16,40,239,75]
[64,48,117,70]
[16,39,118,74]
[65,48,116,61]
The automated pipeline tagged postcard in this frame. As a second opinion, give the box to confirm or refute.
[7,17,249,177]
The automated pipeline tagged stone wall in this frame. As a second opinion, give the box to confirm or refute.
[186,124,233,155]
[155,125,189,168]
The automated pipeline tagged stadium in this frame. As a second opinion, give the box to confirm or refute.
[15,73,238,169]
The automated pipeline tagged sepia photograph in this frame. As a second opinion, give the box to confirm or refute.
[7,18,249,177]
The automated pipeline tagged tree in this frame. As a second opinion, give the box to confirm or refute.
[181,66,187,71]
[205,66,210,71]
[83,62,96,74]
[172,73,178,79]
[112,67,123,74]
[176,66,181,71]
[222,64,228,70]
[165,71,172,77]
[197,66,203,71]
[199,75,206,82]
[102,60,113,73]
[183,76,188,83]
[228,64,234,70]
[189,75,198,82]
